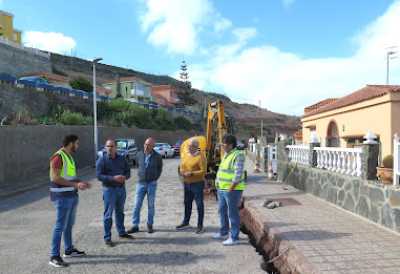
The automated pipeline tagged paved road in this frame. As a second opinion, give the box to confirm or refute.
[0,158,264,274]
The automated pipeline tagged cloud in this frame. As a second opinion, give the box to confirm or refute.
[23,31,77,54]
[138,0,229,55]
[188,1,400,115]
[214,17,232,33]
[282,0,295,8]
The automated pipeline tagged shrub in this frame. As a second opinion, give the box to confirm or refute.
[382,155,393,169]
[69,77,93,92]
[153,109,175,130]
[59,110,92,125]
[174,116,192,130]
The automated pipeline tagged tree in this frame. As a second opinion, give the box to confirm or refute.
[69,77,93,92]
[174,116,193,131]
[180,60,191,89]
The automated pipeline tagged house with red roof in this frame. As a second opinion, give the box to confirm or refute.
[302,85,400,158]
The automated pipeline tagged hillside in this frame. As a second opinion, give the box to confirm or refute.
[50,53,300,139]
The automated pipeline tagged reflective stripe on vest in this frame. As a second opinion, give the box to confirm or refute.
[216,149,245,190]
[49,149,77,193]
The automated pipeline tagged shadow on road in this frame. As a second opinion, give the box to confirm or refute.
[69,251,225,266]
[0,169,97,213]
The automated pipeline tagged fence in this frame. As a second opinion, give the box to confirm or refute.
[286,144,363,178]
[287,145,310,166]
[315,147,362,177]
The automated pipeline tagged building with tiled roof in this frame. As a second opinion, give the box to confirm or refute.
[301,84,400,158]
[151,85,180,107]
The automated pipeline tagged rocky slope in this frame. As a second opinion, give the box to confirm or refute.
[50,53,300,138]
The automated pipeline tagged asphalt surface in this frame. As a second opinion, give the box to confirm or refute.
[0,158,264,274]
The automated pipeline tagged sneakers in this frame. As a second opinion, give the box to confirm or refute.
[119,233,135,239]
[212,232,229,240]
[127,226,139,234]
[195,226,205,234]
[176,223,190,230]
[222,237,239,246]
[105,240,115,247]
[49,256,69,268]
[147,224,154,234]
[63,247,86,258]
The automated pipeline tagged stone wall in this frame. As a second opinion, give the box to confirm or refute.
[0,125,196,190]
[278,159,400,233]
[0,40,51,76]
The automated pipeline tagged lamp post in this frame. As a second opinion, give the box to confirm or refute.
[386,50,397,85]
[259,100,263,144]
[93,57,102,165]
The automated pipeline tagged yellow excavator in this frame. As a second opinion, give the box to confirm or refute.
[180,100,234,195]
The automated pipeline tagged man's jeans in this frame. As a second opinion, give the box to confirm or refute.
[50,196,78,257]
[217,189,243,240]
[103,186,127,241]
[183,181,204,227]
[132,181,157,226]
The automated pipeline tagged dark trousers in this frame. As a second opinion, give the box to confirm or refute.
[183,181,204,227]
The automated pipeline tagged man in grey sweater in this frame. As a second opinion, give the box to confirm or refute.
[127,137,163,234]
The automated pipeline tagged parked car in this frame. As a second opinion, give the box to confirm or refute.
[97,138,138,167]
[154,143,175,158]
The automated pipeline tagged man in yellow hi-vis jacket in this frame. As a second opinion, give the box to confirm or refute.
[213,134,246,246]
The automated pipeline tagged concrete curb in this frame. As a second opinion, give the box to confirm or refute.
[0,166,95,199]
[240,202,319,274]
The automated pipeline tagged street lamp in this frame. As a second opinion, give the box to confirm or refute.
[93,57,102,165]
[386,49,398,85]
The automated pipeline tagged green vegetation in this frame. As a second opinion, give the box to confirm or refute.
[382,155,393,169]
[9,96,195,130]
[69,77,93,92]
[97,98,195,130]
[59,110,92,125]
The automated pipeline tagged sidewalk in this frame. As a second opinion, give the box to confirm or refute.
[241,160,400,274]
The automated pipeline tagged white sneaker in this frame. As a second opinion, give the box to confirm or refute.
[222,237,239,246]
[212,232,229,240]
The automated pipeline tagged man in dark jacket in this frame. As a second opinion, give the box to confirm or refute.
[96,139,134,247]
[127,137,163,234]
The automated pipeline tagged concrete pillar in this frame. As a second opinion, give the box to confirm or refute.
[361,143,379,180]
[309,142,320,167]
[277,139,291,181]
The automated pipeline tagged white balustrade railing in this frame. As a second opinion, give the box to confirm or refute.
[286,145,310,166]
[314,147,363,177]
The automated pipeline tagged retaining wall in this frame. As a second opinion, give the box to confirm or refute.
[0,125,195,190]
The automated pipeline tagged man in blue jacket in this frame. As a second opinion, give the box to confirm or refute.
[127,137,163,234]
[96,139,134,247]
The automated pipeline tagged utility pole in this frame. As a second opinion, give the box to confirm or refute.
[259,100,263,144]
[92,57,102,166]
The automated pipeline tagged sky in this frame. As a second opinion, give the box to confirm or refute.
[1,0,400,115]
